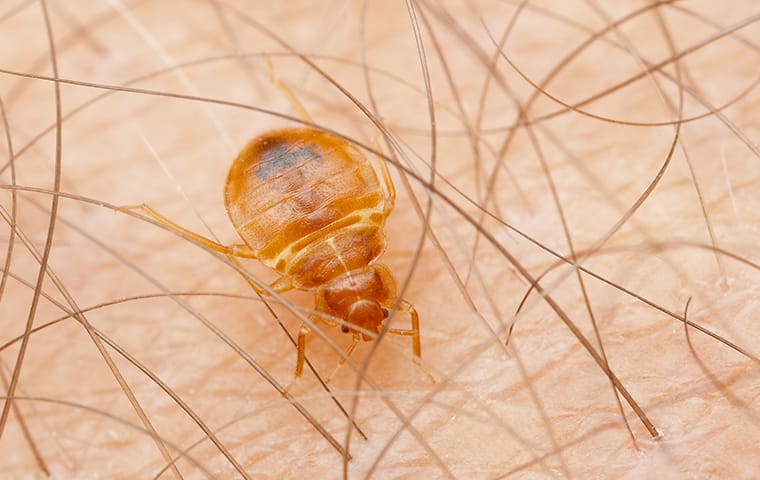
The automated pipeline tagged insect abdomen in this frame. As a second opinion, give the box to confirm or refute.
[284,221,386,288]
[224,128,389,287]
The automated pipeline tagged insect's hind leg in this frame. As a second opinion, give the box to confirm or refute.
[264,54,396,213]
[118,204,288,299]
[372,136,396,212]
[118,204,257,258]
[325,335,360,384]
[263,54,313,124]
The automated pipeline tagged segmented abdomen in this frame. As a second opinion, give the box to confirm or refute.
[224,128,388,289]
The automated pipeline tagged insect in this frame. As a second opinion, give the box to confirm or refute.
[124,126,425,387]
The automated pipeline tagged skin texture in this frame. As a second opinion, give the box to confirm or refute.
[0,1,759,479]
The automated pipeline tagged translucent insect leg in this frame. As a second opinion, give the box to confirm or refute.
[283,322,311,396]
[372,136,396,212]
[118,204,256,258]
[325,335,361,384]
[269,275,295,294]
[263,54,314,124]
[118,204,296,298]
[264,53,396,213]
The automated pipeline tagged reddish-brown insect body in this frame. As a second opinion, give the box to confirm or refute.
[224,127,422,380]
[125,126,423,382]
[225,129,386,279]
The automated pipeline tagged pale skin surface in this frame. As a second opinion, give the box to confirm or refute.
[0,1,758,479]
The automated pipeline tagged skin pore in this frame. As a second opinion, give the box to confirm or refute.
[0,1,758,478]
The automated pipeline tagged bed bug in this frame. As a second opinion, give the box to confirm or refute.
[124,126,425,387]
[225,126,424,380]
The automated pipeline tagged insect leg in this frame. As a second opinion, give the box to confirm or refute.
[234,270,294,298]
[263,54,313,124]
[269,275,295,294]
[387,300,435,383]
[325,335,360,383]
[386,300,421,357]
[283,322,311,396]
[373,140,396,212]
[118,204,257,258]
[266,52,396,213]
[119,205,286,298]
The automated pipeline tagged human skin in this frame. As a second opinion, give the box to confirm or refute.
[0,1,758,479]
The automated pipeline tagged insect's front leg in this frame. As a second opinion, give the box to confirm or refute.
[282,322,311,396]
[386,300,435,383]
[325,334,361,384]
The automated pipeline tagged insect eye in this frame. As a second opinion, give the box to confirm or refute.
[341,324,350,333]
[381,308,389,318]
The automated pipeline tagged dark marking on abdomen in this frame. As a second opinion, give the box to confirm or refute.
[255,141,322,179]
